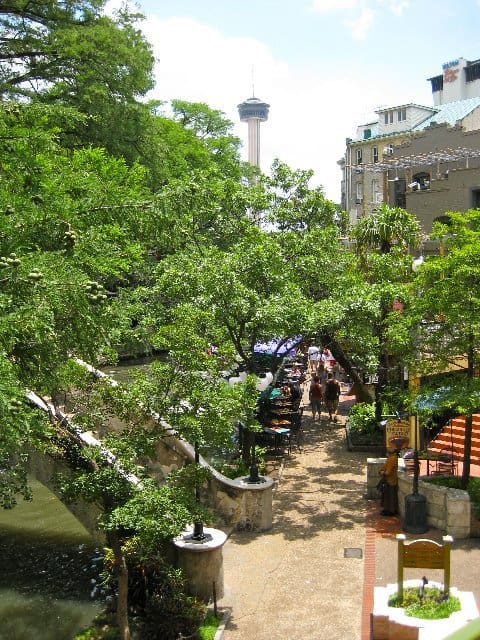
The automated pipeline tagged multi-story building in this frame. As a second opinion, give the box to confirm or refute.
[340,57,480,231]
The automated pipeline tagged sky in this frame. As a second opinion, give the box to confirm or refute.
[106,0,480,202]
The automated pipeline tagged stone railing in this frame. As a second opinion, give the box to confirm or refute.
[367,458,478,539]
[142,429,274,531]
[28,386,274,535]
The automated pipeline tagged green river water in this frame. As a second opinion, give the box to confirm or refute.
[0,478,103,640]
[0,357,231,639]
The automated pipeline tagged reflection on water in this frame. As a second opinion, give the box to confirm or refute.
[0,479,103,640]
[0,590,99,640]
[100,355,159,384]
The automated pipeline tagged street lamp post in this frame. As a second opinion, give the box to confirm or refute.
[192,440,206,541]
[404,414,428,533]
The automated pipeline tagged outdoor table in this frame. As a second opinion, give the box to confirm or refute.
[263,424,291,453]
[267,418,291,426]
[417,451,457,476]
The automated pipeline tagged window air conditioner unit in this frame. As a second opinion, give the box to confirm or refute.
[384,146,393,155]
[355,198,363,204]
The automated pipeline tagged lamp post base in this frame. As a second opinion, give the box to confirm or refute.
[404,492,428,534]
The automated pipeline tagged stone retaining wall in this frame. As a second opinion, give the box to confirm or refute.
[367,458,475,539]
[144,429,274,531]
[29,418,274,535]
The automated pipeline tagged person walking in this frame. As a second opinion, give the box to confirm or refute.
[308,375,323,421]
[307,342,320,374]
[324,372,341,422]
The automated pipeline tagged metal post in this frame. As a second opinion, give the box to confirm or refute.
[404,414,428,533]
[247,433,260,483]
[192,441,206,541]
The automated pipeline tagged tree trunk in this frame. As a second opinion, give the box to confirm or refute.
[110,531,131,640]
[320,333,371,403]
[461,334,475,489]
[374,303,390,424]
[461,414,473,490]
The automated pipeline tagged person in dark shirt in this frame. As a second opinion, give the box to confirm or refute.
[324,372,341,422]
[289,381,302,401]
[378,447,399,516]
[308,375,323,421]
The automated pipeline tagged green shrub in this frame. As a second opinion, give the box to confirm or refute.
[137,565,206,640]
[389,586,461,619]
[198,612,222,640]
[347,403,383,445]
[348,402,376,434]
[74,614,119,639]
[218,445,267,479]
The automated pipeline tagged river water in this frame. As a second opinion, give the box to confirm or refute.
[0,356,236,640]
[0,478,103,640]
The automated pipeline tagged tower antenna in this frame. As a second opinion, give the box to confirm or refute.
[251,65,255,98]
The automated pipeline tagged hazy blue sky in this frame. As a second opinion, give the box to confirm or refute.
[107,0,480,201]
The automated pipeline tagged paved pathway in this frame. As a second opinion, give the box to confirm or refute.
[219,389,367,640]
[218,386,480,640]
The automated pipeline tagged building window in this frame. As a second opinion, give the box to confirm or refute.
[430,75,443,92]
[397,108,406,122]
[384,111,394,124]
[356,149,363,164]
[371,179,381,203]
[372,147,378,163]
[466,62,480,83]
[356,182,363,203]
[472,190,480,208]
[412,172,430,190]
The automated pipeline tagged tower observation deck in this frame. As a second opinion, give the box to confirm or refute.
[237,96,270,167]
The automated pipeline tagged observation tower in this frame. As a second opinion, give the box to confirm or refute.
[237,95,270,167]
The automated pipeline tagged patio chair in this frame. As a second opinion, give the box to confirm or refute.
[433,448,457,476]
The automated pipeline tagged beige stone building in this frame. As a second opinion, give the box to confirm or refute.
[340,57,480,231]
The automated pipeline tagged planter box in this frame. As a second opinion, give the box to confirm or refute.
[372,580,479,640]
[345,425,384,455]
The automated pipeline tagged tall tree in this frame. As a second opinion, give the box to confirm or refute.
[408,210,480,487]
[0,100,158,505]
[350,204,421,419]
[0,1,155,161]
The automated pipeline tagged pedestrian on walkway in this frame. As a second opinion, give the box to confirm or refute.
[308,375,323,421]
[324,372,341,422]
[307,342,320,373]
[317,362,328,395]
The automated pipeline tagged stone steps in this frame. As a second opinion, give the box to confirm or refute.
[427,414,480,464]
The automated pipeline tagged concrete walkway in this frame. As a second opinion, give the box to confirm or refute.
[218,387,480,640]
[219,389,367,640]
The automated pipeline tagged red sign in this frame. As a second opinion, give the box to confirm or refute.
[444,67,459,83]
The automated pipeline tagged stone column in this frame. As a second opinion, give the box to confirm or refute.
[174,526,227,602]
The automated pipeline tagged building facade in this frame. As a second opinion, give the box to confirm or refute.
[340,57,480,231]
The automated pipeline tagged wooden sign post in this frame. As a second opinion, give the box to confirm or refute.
[396,534,453,602]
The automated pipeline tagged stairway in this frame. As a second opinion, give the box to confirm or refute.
[427,414,480,467]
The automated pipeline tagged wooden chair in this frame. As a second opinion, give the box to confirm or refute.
[285,407,304,453]
[433,448,457,475]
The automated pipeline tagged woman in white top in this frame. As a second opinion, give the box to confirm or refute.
[307,344,320,373]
